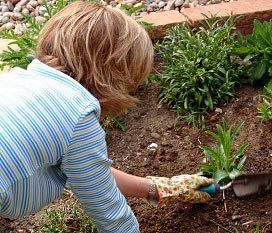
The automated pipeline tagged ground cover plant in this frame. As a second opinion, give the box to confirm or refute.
[258,80,272,123]
[234,20,272,86]
[155,15,242,127]
[199,119,248,185]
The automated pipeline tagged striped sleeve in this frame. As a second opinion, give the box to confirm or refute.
[61,105,139,233]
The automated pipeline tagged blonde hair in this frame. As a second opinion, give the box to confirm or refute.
[36,1,153,118]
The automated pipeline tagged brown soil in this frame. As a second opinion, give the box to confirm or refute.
[0,83,271,232]
[107,83,272,233]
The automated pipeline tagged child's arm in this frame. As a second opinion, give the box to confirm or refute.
[110,167,156,198]
[62,106,139,233]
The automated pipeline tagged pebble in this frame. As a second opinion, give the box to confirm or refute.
[151,132,161,139]
[175,0,184,7]
[35,15,47,23]
[158,1,166,8]
[14,5,22,13]
[2,6,9,13]
[5,22,15,30]
[11,12,24,21]
[0,0,239,36]
[7,2,14,11]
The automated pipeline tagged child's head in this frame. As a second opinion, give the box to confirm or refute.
[36,1,153,119]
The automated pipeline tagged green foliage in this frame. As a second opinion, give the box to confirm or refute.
[200,118,248,185]
[120,4,147,15]
[155,15,242,127]
[258,79,272,122]
[42,195,96,233]
[234,20,272,85]
[233,224,259,233]
[102,116,127,133]
[0,0,78,70]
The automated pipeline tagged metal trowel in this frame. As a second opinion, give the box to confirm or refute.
[199,172,272,197]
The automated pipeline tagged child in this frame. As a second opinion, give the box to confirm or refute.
[0,1,214,232]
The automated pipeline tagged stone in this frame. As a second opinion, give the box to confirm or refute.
[3,12,13,18]
[22,8,30,15]
[1,6,9,13]
[7,1,14,11]
[151,132,160,139]
[11,12,23,21]
[1,16,9,24]
[110,1,117,7]
[165,0,175,10]
[5,22,15,30]
[13,5,22,12]
[28,1,38,7]
[158,1,166,8]
[182,0,190,8]
[211,0,221,3]
[35,15,47,23]
[175,0,184,7]
[11,0,20,4]
[26,4,34,11]
[38,6,46,15]
[123,0,137,4]
[17,0,29,7]
[14,27,23,35]
[199,0,208,4]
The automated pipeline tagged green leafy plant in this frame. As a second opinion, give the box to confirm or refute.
[258,79,272,122]
[0,0,73,70]
[102,116,127,133]
[200,118,248,185]
[155,15,242,127]
[234,20,272,85]
[233,224,260,233]
[42,192,96,233]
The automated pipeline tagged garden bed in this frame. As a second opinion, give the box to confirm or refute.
[107,82,272,233]
[0,78,271,233]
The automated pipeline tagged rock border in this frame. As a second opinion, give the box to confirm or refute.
[140,0,272,38]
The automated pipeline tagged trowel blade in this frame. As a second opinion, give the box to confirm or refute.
[232,173,272,197]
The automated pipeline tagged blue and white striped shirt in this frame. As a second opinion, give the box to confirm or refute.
[0,59,139,232]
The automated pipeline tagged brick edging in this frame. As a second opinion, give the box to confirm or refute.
[140,0,272,39]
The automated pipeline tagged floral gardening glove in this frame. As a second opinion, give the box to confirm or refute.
[146,175,215,207]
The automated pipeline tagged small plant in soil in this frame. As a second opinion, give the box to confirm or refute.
[155,15,242,127]
[42,191,96,233]
[258,79,272,123]
[200,118,248,185]
[234,20,272,86]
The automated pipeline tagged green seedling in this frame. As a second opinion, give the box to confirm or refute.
[42,190,96,233]
[258,79,272,123]
[200,118,248,185]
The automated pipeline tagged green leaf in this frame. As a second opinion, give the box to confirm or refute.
[229,169,241,179]
[214,170,228,183]
[254,61,267,80]
[237,155,247,170]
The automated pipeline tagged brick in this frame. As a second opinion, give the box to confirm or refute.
[139,11,187,39]
[182,0,272,27]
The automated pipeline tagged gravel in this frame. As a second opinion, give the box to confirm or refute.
[0,0,238,35]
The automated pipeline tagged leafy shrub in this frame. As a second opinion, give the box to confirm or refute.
[0,0,79,70]
[200,118,248,185]
[258,79,272,122]
[234,20,272,85]
[155,15,242,127]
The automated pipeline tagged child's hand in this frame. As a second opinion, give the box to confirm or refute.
[146,175,215,206]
